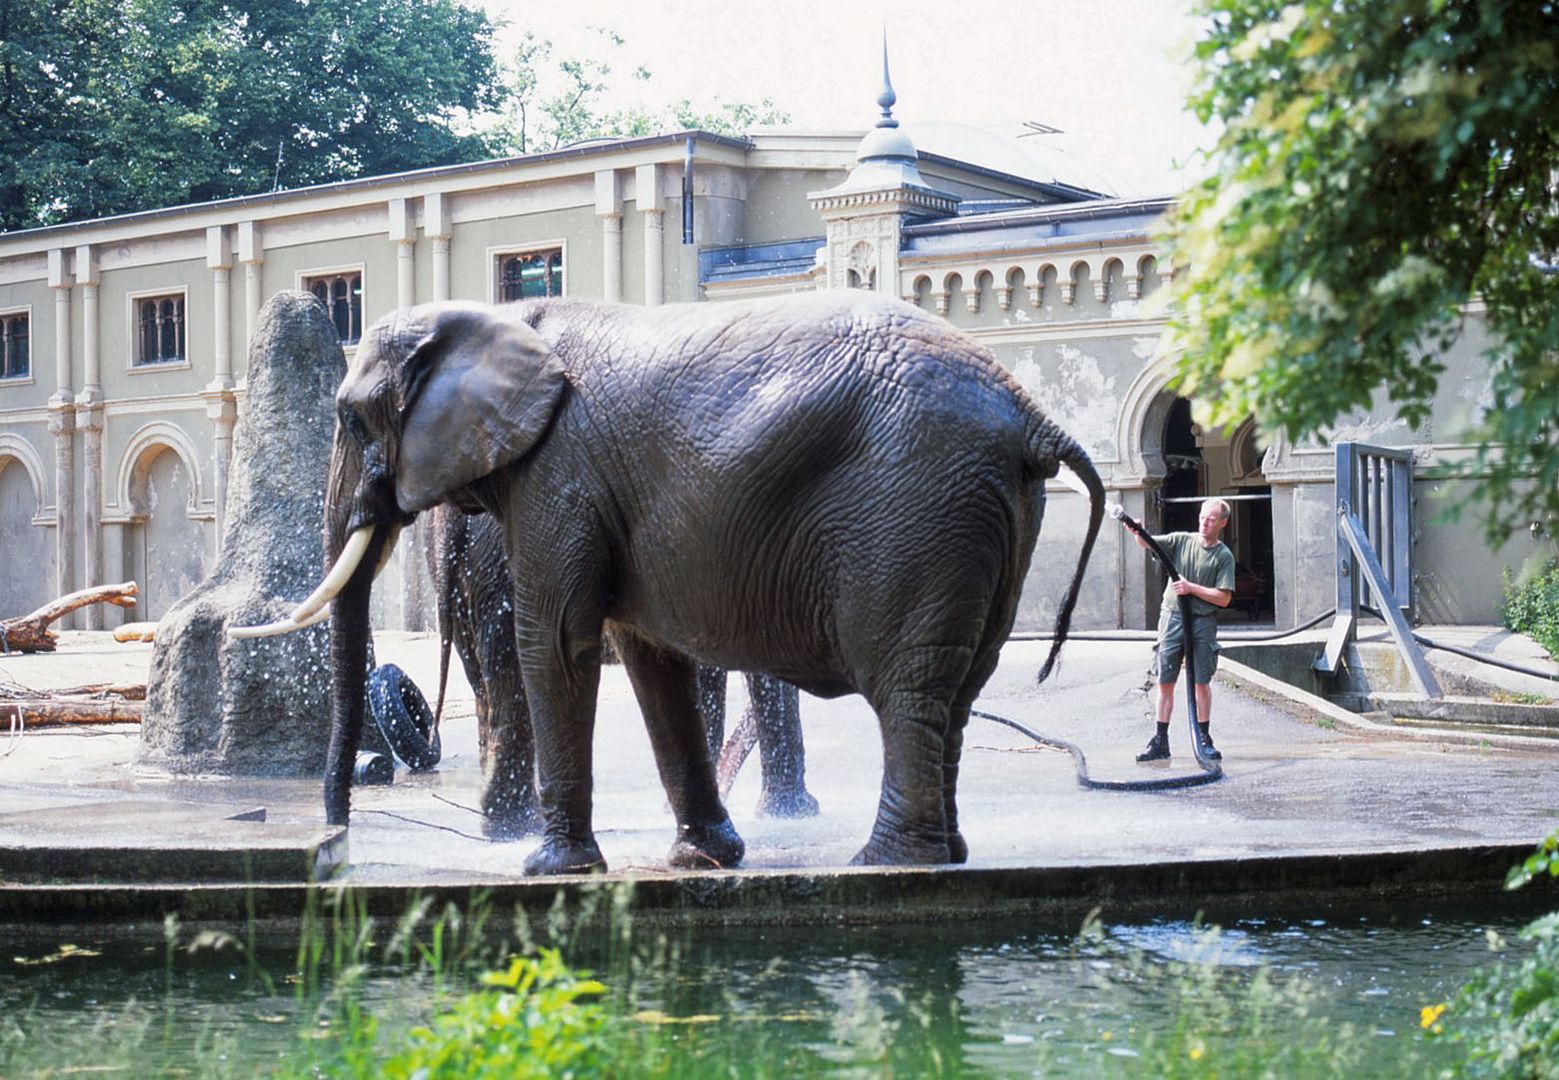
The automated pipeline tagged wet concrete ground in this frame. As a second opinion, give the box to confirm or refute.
[2,629,1555,902]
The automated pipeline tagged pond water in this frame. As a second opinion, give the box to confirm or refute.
[0,892,1547,1076]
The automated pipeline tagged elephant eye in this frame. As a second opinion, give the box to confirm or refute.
[339,408,370,445]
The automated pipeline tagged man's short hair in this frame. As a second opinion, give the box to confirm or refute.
[1202,497,1231,522]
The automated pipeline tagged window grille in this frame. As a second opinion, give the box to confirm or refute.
[307,272,363,344]
[498,249,563,301]
[0,314,27,379]
[135,296,185,365]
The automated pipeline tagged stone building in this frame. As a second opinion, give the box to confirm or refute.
[0,80,1540,634]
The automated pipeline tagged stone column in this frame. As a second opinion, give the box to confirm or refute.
[426,192,451,302]
[388,198,416,308]
[238,221,264,352]
[205,226,238,549]
[47,249,76,626]
[387,197,425,629]
[72,245,105,627]
[596,170,623,303]
[637,164,664,306]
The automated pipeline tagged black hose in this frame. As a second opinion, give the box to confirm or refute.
[975,508,1223,791]
[1356,605,1559,684]
[1008,606,1338,643]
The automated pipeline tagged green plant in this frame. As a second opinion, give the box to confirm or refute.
[1493,691,1555,707]
[1440,829,1559,1077]
[377,949,611,1079]
[1503,562,1559,662]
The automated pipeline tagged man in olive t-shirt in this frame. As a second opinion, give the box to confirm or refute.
[1124,498,1235,762]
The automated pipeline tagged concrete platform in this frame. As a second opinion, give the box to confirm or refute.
[1,629,1556,924]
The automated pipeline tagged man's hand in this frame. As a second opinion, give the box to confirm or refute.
[1171,579,1196,596]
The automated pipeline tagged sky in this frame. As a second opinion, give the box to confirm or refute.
[476,1,1214,197]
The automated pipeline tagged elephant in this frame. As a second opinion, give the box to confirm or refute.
[235,291,1104,875]
[422,503,817,840]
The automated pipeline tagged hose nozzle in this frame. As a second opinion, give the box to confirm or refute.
[1107,502,1126,520]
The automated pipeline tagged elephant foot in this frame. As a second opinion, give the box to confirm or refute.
[849,833,953,867]
[523,834,607,876]
[757,785,820,819]
[947,831,969,865]
[667,818,745,870]
[482,799,545,841]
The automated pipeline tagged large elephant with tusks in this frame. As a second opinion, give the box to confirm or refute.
[234,292,1104,875]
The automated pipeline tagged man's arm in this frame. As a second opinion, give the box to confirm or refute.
[1169,579,1233,607]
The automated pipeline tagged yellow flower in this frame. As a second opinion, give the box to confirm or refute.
[1189,1045,1206,1061]
[1420,1003,1447,1029]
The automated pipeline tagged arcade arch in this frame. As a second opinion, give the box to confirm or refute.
[0,438,53,616]
[118,431,209,620]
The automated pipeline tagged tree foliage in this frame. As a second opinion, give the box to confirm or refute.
[1165,0,1559,543]
[0,4,785,232]
[484,28,786,156]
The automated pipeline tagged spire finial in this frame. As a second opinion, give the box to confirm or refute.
[876,27,898,129]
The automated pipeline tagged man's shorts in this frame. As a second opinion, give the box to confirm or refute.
[1155,607,1220,685]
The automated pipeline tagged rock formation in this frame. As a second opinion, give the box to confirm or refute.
[139,291,348,775]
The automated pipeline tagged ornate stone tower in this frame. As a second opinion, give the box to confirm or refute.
[808,39,959,294]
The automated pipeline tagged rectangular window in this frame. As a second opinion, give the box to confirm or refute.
[135,294,185,365]
[498,248,563,302]
[306,271,363,345]
[0,312,28,379]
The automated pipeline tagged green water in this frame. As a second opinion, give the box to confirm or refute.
[0,894,1547,1076]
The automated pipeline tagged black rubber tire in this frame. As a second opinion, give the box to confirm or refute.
[366,663,442,772]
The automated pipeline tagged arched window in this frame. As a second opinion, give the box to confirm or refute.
[305,272,363,344]
[498,249,563,301]
[135,294,185,365]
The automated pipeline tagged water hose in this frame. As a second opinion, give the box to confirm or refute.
[975,504,1223,791]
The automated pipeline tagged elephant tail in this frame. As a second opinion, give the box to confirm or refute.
[1030,423,1105,685]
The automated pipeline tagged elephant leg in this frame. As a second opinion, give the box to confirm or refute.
[941,703,971,865]
[749,674,819,818]
[477,645,543,841]
[615,633,744,870]
[695,664,728,765]
[851,686,955,866]
[519,634,606,876]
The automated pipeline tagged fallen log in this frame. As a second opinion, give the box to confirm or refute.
[0,682,147,702]
[0,582,139,653]
[1,699,144,727]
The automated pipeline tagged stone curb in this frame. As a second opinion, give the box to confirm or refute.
[1218,657,1559,753]
[1,843,1550,927]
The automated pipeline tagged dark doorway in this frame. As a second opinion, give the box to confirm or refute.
[1158,399,1276,623]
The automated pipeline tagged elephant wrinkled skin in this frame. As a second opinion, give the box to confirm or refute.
[424,504,817,840]
[306,292,1104,874]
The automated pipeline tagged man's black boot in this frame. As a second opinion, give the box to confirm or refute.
[1136,729,1171,762]
[1197,725,1223,761]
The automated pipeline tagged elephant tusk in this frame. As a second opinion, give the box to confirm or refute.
[372,525,401,581]
[290,526,375,624]
[227,604,331,640]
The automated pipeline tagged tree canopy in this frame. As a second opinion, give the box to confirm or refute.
[1164,0,1559,543]
[0,3,786,232]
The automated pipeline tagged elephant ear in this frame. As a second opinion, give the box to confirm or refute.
[396,304,567,513]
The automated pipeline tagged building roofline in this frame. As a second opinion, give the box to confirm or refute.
[0,130,752,246]
[914,150,1110,204]
[903,195,1178,236]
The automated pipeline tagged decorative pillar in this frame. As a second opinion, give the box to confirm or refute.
[204,226,238,549]
[426,192,451,302]
[596,170,623,303]
[387,196,425,629]
[47,249,76,626]
[388,198,416,308]
[72,245,105,627]
[637,164,664,306]
[238,221,264,350]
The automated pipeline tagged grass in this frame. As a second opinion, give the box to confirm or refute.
[1492,690,1554,707]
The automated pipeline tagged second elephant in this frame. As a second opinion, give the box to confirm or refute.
[424,504,818,839]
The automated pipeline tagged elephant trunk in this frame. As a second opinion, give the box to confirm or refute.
[1031,424,1106,685]
[323,524,388,826]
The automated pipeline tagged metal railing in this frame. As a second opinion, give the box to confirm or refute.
[1313,442,1441,698]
